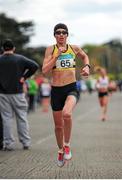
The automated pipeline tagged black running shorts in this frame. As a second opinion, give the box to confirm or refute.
[51,82,80,111]
[98,91,108,97]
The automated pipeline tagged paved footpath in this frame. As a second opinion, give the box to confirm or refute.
[0,92,122,179]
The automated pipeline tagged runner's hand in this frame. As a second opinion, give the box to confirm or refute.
[54,47,66,58]
[58,47,66,55]
[80,66,90,78]
[20,77,25,83]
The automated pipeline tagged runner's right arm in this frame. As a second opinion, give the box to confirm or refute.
[42,46,57,75]
[42,46,65,74]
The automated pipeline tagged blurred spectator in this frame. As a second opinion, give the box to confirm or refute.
[80,79,87,93]
[35,73,44,104]
[96,68,109,121]
[0,39,39,150]
[40,78,51,112]
[76,80,82,96]
[0,114,3,150]
[27,76,39,112]
[108,80,117,95]
[86,78,93,94]
[117,80,122,92]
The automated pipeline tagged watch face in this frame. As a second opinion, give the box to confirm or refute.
[85,64,90,68]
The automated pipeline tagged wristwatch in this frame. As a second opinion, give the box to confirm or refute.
[84,64,91,69]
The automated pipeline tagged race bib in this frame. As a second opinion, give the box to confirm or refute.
[56,54,75,69]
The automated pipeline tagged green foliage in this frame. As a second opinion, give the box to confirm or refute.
[22,47,46,66]
[108,73,116,80]
[82,44,98,56]
[118,73,122,80]
[0,13,46,69]
[0,13,34,52]
[82,41,122,76]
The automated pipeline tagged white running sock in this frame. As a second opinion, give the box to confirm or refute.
[64,142,70,147]
[58,148,64,153]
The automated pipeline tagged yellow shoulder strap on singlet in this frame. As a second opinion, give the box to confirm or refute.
[52,44,58,56]
[53,44,75,56]
[67,44,76,58]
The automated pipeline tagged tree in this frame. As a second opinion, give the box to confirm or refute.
[0,13,34,52]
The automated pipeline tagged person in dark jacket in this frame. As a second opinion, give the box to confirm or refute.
[0,39,39,150]
[0,113,3,150]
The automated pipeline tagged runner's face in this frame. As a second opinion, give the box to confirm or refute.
[100,69,106,76]
[54,28,68,44]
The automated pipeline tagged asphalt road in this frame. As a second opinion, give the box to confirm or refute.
[0,92,122,179]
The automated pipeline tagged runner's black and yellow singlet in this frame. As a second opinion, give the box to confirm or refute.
[52,44,76,71]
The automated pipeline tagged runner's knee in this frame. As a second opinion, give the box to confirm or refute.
[62,111,71,121]
[55,125,63,131]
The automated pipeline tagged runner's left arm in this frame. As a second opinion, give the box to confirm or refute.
[72,45,90,76]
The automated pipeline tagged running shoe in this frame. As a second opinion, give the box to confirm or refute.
[64,145,72,160]
[57,151,65,167]
[23,146,30,150]
[3,147,14,151]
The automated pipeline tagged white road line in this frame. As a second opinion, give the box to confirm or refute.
[35,134,54,145]
[33,106,98,146]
